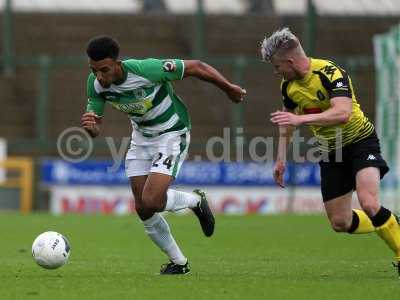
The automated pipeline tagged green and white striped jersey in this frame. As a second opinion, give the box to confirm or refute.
[86,58,190,144]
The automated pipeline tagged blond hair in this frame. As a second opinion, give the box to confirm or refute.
[260,28,305,61]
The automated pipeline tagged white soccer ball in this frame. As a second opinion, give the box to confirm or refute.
[32,231,71,269]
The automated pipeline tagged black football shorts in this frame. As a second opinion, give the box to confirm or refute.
[319,131,389,202]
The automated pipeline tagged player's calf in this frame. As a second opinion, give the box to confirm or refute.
[347,209,375,234]
[370,207,400,261]
[142,213,188,268]
[140,189,201,214]
[134,202,155,221]
[164,189,200,212]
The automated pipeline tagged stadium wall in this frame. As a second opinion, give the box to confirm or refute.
[0,14,399,158]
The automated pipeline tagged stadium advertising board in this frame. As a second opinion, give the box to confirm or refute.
[42,159,324,215]
[48,185,325,215]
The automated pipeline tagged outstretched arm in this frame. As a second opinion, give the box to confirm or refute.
[183,60,246,103]
[297,97,352,126]
[270,97,352,127]
[273,108,295,188]
[81,112,102,138]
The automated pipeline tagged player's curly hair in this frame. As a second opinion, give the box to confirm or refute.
[86,35,120,61]
[260,28,302,61]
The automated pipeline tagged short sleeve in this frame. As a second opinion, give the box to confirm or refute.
[281,80,298,110]
[123,58,184,83]
[314,62,352,99]
[86,74,105,117]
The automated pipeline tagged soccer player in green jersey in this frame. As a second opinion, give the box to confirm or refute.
[80,36,246,275]
[262,28,400,277]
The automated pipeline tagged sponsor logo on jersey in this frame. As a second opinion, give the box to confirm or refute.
[336,81,343,88]
[333,81,348,90]
[304,107,323,114]
[163,60,176,72]
[320,65,337,80]
[110,100,152,115]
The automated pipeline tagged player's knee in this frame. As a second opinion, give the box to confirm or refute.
[330,218,351,232]
[135,206,147,220]
[357,190,380,216]
[359,201,380,217]
[134,200,144,216]
[135,201,157,221]
[142,193,165,213]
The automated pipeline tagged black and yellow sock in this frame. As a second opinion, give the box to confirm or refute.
[371,206,400,261]
[348,209,375,234]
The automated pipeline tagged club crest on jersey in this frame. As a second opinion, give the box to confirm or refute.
[133,88,146,99]
[163,60,176,72]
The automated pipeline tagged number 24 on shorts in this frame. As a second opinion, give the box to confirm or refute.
[152,153,174,170]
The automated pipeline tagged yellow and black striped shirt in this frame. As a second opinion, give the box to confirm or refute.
[281,58,374,152]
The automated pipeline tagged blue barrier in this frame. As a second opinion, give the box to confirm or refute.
[41,159,321,187]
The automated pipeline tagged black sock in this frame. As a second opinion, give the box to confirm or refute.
[370,206,391,227]
[348,210,360,233]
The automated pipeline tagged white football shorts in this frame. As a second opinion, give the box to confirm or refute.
[125,132,190,178]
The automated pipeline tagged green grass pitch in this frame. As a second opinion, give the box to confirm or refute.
[1,213,399,299]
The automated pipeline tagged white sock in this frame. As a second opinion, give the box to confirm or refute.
[143,213,187,265]
[165,189,200,212]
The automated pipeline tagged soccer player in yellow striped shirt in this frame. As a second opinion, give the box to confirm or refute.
[262,27,400,277]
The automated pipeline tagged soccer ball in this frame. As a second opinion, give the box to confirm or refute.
[32,231,71,269]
